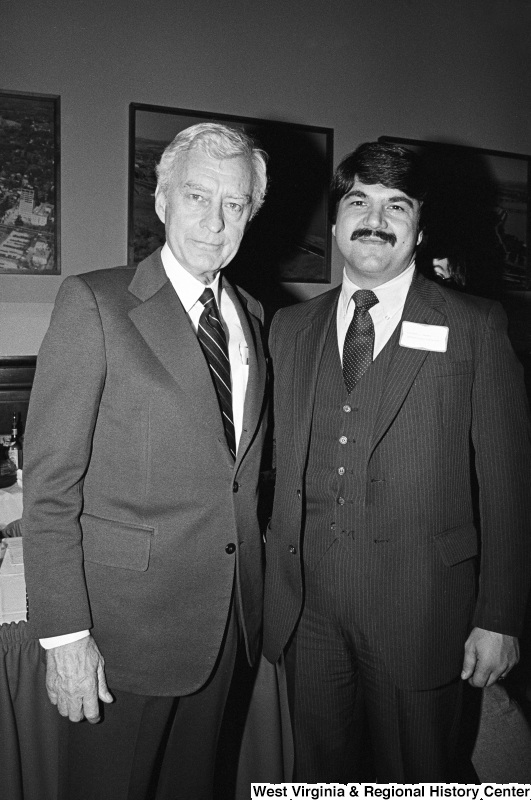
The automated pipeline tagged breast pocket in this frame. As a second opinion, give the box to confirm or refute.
[415,359,474,427]
[420,357,473,379]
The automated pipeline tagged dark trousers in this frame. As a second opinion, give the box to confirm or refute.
[285,545,463,783]
[58,605,239,800]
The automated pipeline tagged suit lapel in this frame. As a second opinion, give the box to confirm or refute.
[127,250,227,447]
[223,280,267,468]
[292,288,340,471]
[370,272,447,454]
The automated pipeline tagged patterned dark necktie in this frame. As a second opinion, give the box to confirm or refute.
[342,289,379,393]
[197,288,236,459]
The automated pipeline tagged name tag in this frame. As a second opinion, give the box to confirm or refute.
[399,321,449,352]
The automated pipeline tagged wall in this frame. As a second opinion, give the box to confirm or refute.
[1,0,530,353]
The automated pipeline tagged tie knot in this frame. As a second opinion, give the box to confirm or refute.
[353,289,378,312]
[199,287,216,308]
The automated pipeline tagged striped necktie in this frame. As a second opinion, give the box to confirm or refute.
[342,289,379,393]
[197,288,237,459]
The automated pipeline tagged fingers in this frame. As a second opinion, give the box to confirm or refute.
[46,680,59,707]
[97,662,114,705]
[2,517,22,537]
[462,628,519,688]
[47,669,101,722]
[471,666,494,688]
[45,636,113,723]
[57,693,87,723]
[467,661,492,688]
[464,645,504,688]
[460,643,477,681]
[83,690,103,724]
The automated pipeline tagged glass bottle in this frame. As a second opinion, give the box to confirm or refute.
[7,413,22,470]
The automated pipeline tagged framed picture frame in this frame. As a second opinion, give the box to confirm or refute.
[379,136,531,291]
[0,90,60,275]
[129,103,333,283]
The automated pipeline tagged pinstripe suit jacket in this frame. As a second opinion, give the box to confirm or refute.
[263,271,531,689]
[22,250,268,696]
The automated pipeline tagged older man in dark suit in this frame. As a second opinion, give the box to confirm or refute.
[22,123,269,800]
[263,142,531,782]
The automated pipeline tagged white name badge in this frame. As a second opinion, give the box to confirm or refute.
[399,321,449,352]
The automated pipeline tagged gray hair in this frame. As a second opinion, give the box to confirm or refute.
[155,122,268,219]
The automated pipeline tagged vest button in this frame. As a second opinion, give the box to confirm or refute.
[225,543,236,554]
[339,436,348,445]
[288,545,297,555]
[296,489,301,499]
[338,466,345,475]
[330,522,336,530]
[343,404,351,413]
[232,481,239,492]
[337,496,345,505]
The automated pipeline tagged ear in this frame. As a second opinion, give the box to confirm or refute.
[416,229,423,247]
[332,224,336,238]
[154,186,166,225]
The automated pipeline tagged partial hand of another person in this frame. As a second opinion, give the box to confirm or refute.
[461,626,519,688]
[45,635,114,722]
[1,518,22,537]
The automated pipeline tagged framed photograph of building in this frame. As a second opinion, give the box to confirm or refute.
[0,90,60,275]
[379,136,530,291]
[129,103,333,283]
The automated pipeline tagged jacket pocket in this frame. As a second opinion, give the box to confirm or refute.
[81,513,154,571]
[433,522,478,567]
[419,358,473,379]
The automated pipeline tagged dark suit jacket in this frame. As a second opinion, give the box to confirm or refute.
[263,271,531,690]
[22,249,268,696]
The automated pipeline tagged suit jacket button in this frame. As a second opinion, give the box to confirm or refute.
[288,545,297,555]
[233,481,239,492]
[225,543,236,554]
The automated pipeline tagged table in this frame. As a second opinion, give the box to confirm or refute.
[0,479,23,530]
[0,482,60,800]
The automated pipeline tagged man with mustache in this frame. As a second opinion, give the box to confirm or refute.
[263,141,531,781]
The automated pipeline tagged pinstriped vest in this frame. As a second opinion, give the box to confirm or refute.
[303,312,399,567]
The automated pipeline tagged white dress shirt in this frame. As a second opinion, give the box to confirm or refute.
[160,243,249,449]
[337,262,415,363]
[40,244,249,650]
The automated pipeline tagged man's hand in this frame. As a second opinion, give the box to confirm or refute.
[45,635,114,722]
[461,627,519,688]
[1,518,22,537]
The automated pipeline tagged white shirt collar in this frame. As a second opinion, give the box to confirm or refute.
[339,261,415,321]
[160,242,221,312]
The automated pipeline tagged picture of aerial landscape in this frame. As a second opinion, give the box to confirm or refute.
[0,92,59,274]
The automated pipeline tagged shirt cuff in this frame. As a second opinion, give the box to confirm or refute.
[39,630,90,649]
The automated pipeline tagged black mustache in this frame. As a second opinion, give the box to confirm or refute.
[350,228,397,246]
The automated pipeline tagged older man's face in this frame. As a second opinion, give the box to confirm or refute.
[155,149,254,284]
[333,177,422,288]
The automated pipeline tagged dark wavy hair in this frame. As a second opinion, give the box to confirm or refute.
[329,141,428,224]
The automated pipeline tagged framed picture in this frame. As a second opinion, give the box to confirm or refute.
[379,136,530,291]
[0,90,60,275]
[129,103,333,283]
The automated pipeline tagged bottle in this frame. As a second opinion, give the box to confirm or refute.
[7,413,22,470]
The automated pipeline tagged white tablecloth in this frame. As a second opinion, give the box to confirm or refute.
[0,480,23,529]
